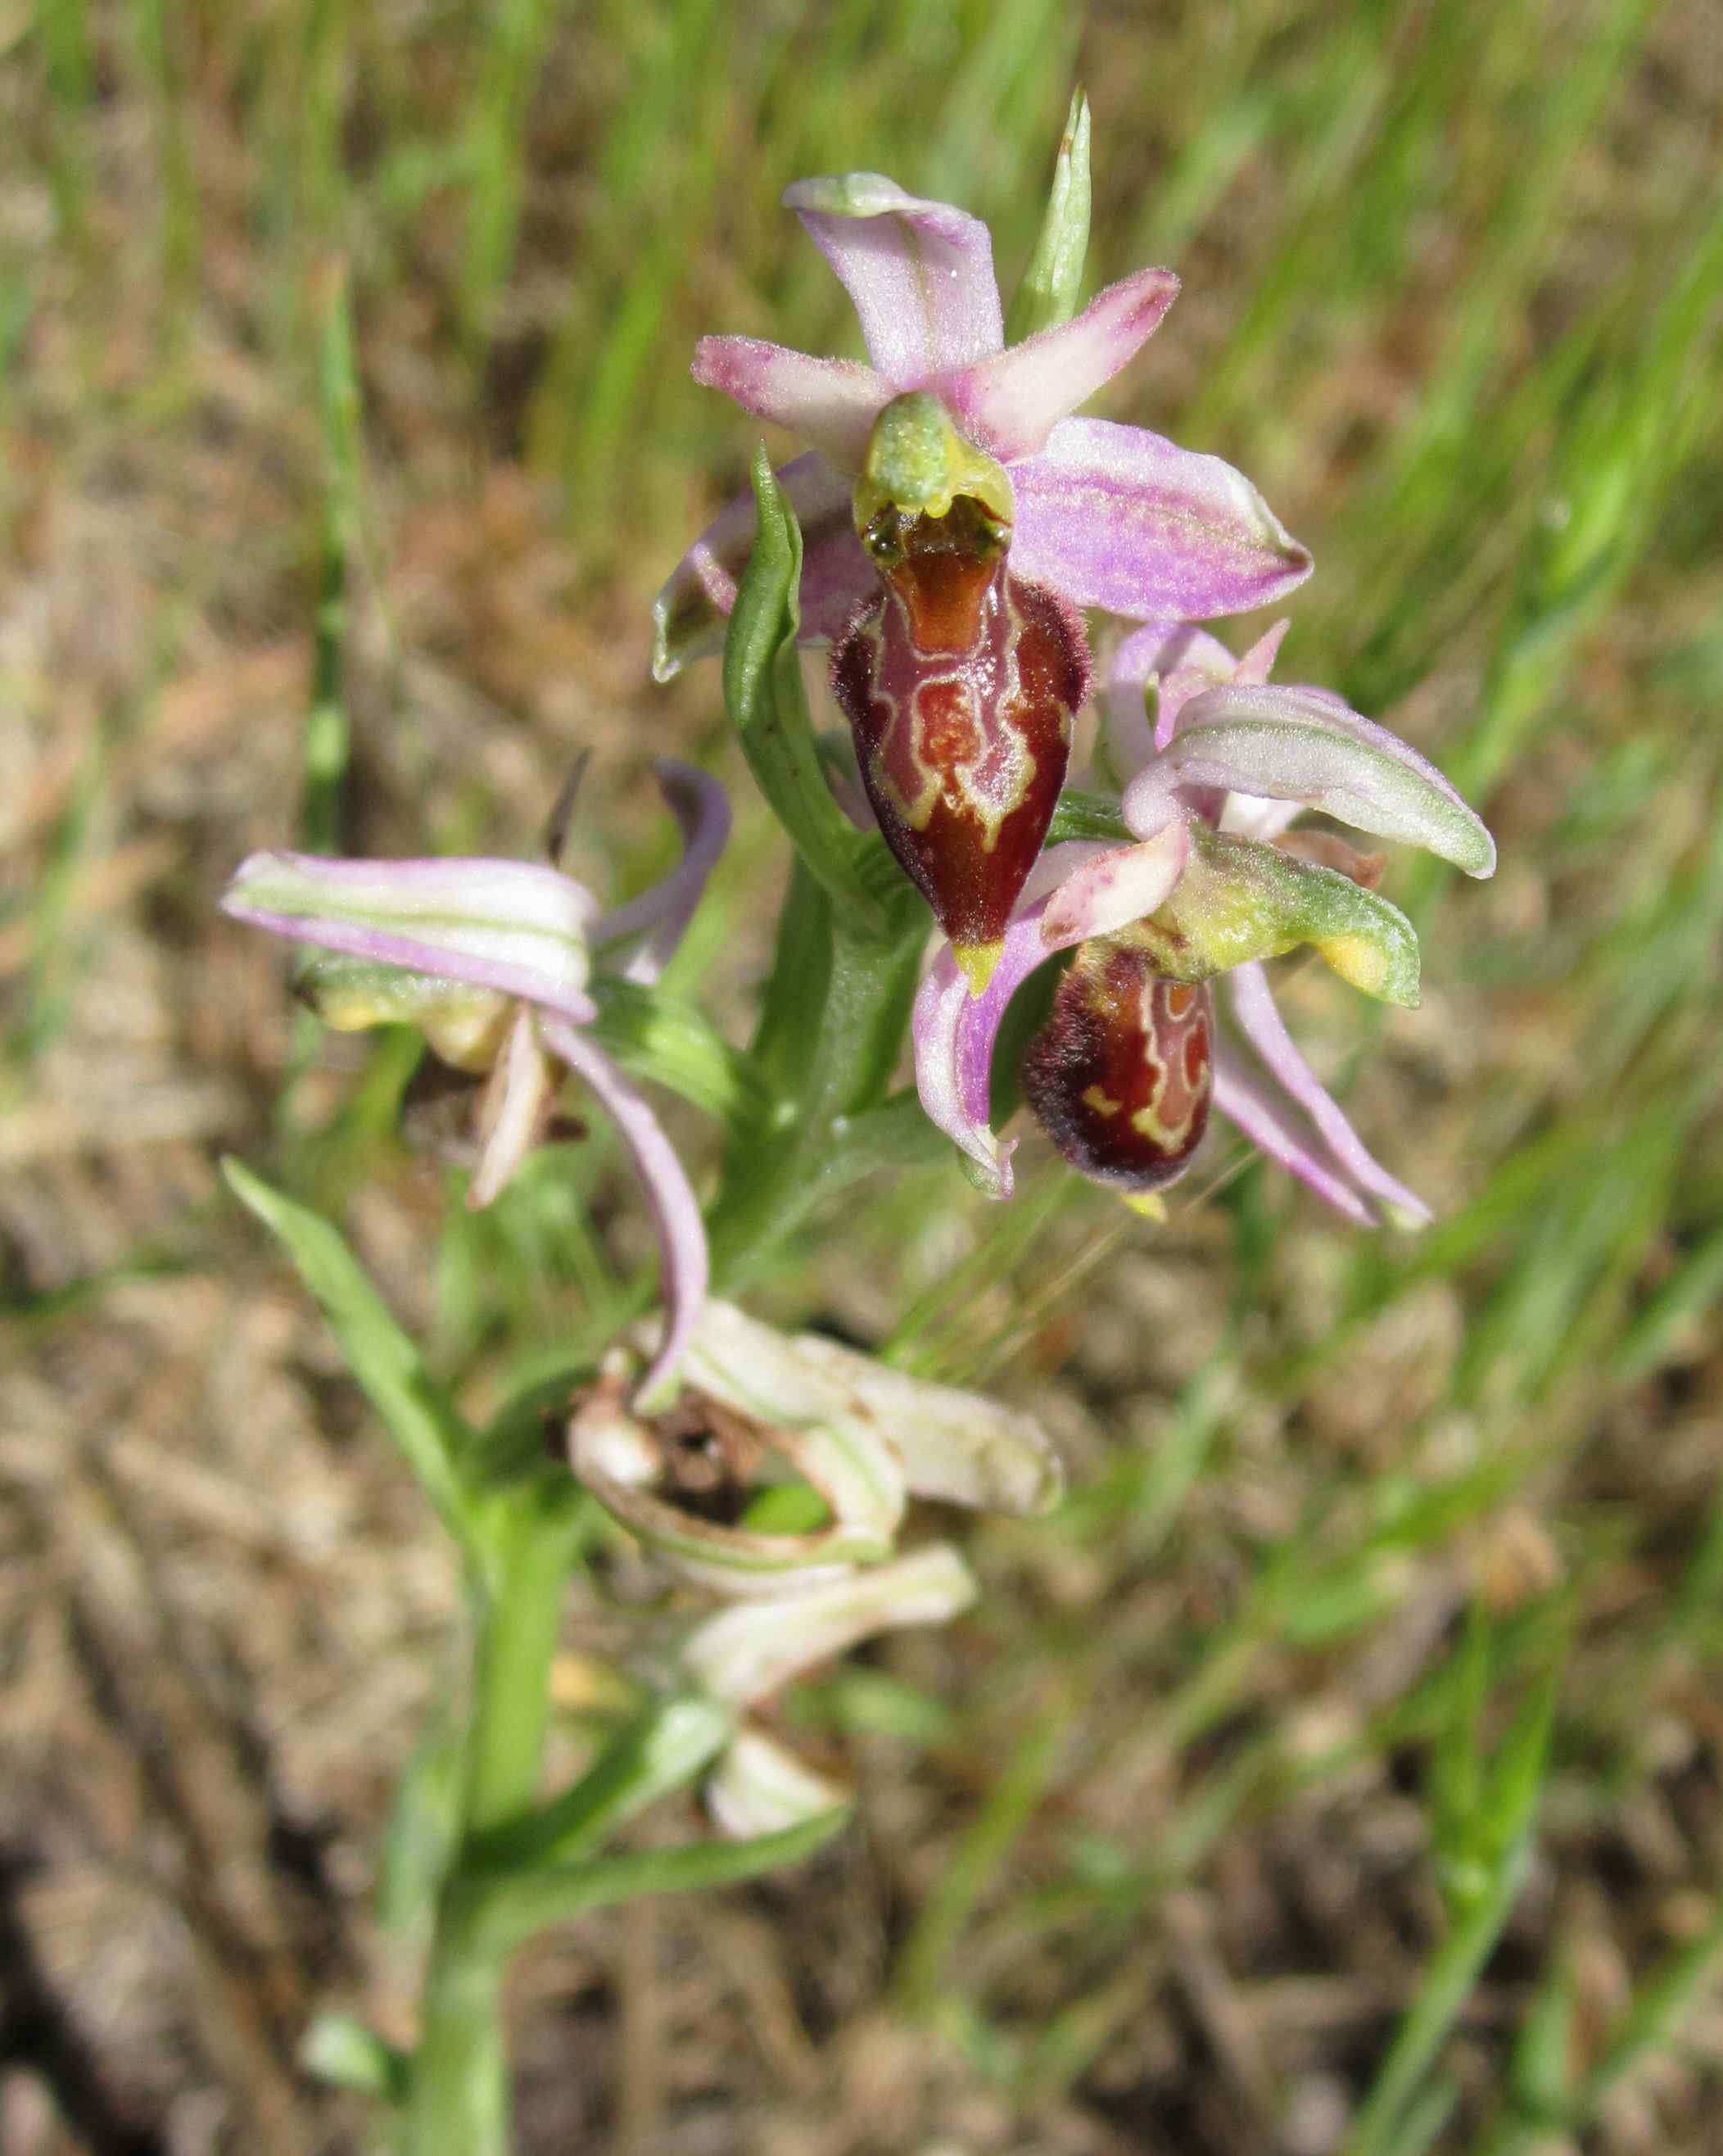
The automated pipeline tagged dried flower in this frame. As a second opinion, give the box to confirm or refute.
[566,1299,1060,1834]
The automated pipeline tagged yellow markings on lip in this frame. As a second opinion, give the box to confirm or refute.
[1081,1085,1122,1116]
[955,940,1005,997]
[1317,932,1392,998]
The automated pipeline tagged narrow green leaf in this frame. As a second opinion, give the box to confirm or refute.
[468,1698,731,1876]
[722,447,897,936]
[1005,87,1092,342]
[587,976,772,1123]
[480,1804,852,1950]
[221,1158,483,1558]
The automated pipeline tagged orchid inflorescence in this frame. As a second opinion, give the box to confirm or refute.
[221,102,1498,2149]
[661,97,1495,1230]
[224,98,1495,1422]
[223,100,1495,1441]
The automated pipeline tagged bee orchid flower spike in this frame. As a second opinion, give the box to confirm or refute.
[655,97,1311,985]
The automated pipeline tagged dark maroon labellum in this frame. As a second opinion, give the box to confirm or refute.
[1022,941,1214,1194]
[831,498,1089,982]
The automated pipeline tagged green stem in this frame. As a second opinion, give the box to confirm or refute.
[707,903,924,1292]
[402,1495,577,2156]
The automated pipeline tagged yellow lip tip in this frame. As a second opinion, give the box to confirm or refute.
[955,940,1006,997]
[1121,1190,1168,1221]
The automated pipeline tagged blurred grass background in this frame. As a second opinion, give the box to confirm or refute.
[2,1,1721,2150]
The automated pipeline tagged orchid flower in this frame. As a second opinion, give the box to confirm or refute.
[652,175,1311,682]
[221,760,730,1403]
[566,1298,1060,1835]
[913,626,1495,1225]
[651,157,1313,983]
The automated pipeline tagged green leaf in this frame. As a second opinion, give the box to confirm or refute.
[587,976,771,1122]
[722,447,898,937]
[467,1697,731,1876]
[1047,787,1130,845]
[478,1803,852,1950]
[1006,88,1092,343]
[221,1158,484,1560]
[377,1676,468,1942]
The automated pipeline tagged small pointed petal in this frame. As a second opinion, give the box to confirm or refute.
[1039,818,1190,949]
[691,337,889,469]
[1106,618,1239,763]
[592,760,733,986]
[1225,963,1431,1226]
[1011,417,1313,623]
[945,267,1179,462]
[1210,1040,1377,1226]
[706,1730,850,1841]
[652,451,873,681]
[911,842,1115,1198]
[684,1545,978,1710]
[784,173,1003,383]
[1133,682,1497,876]
[1232,619,1291,688]
[468,1006,557,1208]
[540,1021,708,1411]
[222,851,599,1021]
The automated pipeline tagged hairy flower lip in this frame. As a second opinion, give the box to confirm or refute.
[914,620,1495,1223]
[653,173,1311,682]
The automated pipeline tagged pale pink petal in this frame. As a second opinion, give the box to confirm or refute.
[691,337,889,470]
[1232,619,1290,688]
[1106,620,1240,764]
[652,452,875,681]
[911,843,1119,1199]
[1224,964,1431,1225]
[592,761,733,986]
[942,267,1179,461]
[1038,818,1190,948]
[1132,682,1496,875]
[784,173,1003,383]
[468,1007,556,1208]
[1011,417,1313,623]
[221,852,599,1022]
[540,1021,709,1409]
[1210,1039,1377,1226]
